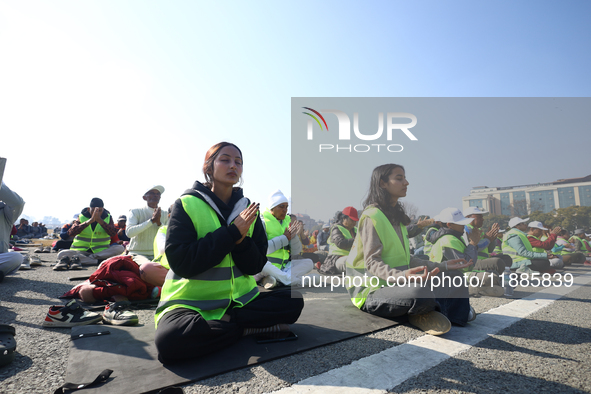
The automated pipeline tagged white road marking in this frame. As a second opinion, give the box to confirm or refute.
[270,272,591,394]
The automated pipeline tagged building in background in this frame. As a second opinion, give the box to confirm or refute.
[462,175,591,216]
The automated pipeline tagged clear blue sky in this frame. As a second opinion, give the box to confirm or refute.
[1,1,589,223]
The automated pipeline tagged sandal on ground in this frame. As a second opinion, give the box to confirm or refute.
[0,325,17,367]
[408,311,451,336]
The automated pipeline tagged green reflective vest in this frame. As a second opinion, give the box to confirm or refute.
[70,213,112,253]
[527,234,546,253]
[155,195,258,326]
[493,241,503,255]
[422,226,438,256]
[570,236,589,252]
[263,209,291,268]
[328,225,355,256]
[429,233,475,273]
[346,207,410,309]
[502,228,533,263]
[153,225,169,269]
[554,238,573,255]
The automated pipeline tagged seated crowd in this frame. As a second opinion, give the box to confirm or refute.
[2,149,591,365]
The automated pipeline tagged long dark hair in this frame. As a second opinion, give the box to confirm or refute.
[363,164,410,225]
[202,142,243,189]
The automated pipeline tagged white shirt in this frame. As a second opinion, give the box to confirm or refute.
[126,206,168,258]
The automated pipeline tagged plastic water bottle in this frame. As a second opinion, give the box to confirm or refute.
[503,267,514,296]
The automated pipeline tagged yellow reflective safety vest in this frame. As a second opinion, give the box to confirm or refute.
[263,209,291,268]
[429,233,475,273]
[493,239,503,255]
[328,225,355,256]
[155,195,259,326]
[554,238,573,255]
[153,225,169,269]
[570,236,589,252]
[346,207,410,309]
[422,226,438,256]
[502,228,534,264]
[70,213,112,253]
[527,234,546,253]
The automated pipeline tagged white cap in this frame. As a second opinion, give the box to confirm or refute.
[145,185,165,195]
[508,217,529,228]
[268,189,288,209]
[434,207,474,225]
[528,221,548,230]
[463,206,489,216]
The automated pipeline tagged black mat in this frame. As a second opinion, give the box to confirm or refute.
[66,286,398,394]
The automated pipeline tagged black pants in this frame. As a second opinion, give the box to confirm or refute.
[493,254,513,268]
[361,270,470,326]
[562,253,585,266]
[52,240,73,251]
[529,259,551,272]
[155,289,304,364]
[473,257,505,274]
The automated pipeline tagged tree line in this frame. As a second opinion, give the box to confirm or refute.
[482,206,591,232]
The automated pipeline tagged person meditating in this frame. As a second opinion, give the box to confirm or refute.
[154,142,304,364]
[345,164,474,336]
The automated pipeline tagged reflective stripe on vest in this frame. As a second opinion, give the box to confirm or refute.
[263,209,291,268]
[429,234,466,263]
[502,228,533,263]
[430,233,479,273]
[71,213,112,253]
[155,195,258,326]
[345,207,410,309]
[153,225,169,269]
[328,225,354,256]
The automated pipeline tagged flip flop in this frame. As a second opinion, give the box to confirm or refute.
[0,325,16,367]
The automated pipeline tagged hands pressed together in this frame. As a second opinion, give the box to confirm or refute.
[234,203,260,244]
[281,220,303,241]
[485,223,500,241]
[88,207,104,223]
[151,207,162,226]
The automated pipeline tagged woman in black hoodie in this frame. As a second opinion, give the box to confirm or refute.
[154,142,303,364]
